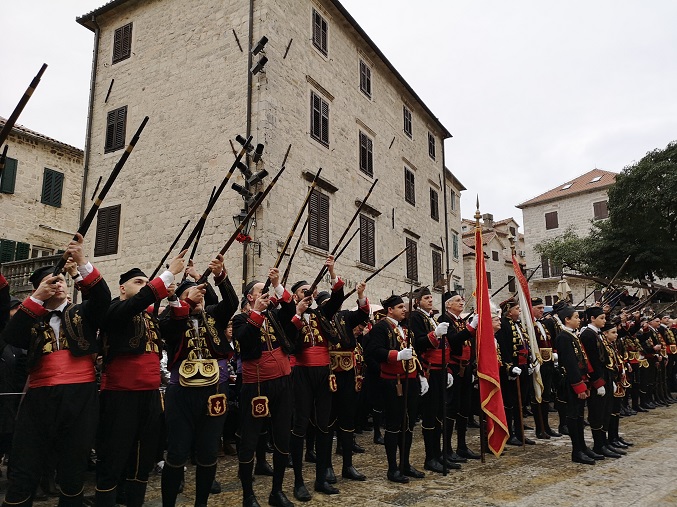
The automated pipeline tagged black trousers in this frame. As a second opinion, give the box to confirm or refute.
[96,390,162,492]
[448,363,471,420]
[539,361,555,403]
[381,377,420,433]
[330,370,359,432]
[587,382,612,431]
[238,375,293,462]
[420,369,445,431]
[292,366,332,435]
[3,382,98,506]
[164,384,227,467]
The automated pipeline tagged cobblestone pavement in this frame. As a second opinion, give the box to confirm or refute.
[14,403,677,506]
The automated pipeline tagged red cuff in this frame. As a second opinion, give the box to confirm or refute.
[79,267,103,291]
[591,378,605,389]
[148,277,169,302]
[20,297,48,318]
[331,277,345,292]
[171,301,190,319]
[359,297,370,314]
[387,350,398,363]
[278,289,292,304]
[0,274,7,290]
[466,324,477,335]
[571,381,587,394]
[292,314,304,329]
[247,311,265,328]
[185,297,198,310]
[428,331,439,348]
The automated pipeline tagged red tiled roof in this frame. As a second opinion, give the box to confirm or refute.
[0,117,83,155]
[517,169,617,208]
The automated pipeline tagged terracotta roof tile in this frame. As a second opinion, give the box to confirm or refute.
[517,168,616,208]
[0,117,83,155]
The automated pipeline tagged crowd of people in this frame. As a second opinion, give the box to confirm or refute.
[0,233,675,507]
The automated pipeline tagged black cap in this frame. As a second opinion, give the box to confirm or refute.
[244,280,261,296]
[558,306,577,322]
[119,267,147,286]
[414,286,431,300]
[240,296,249,310]
[175,280,197,298]
[500,298,518,313]
[29,265,57,289]
[601,321,616,332]
[531,297,544,306]
[291,280,308,294]
[381,294,404,310]
[552,300,570,314]
[315,291,330,306]
[9,297,21,310]
[586,307,604,319]
[442,291,459,307]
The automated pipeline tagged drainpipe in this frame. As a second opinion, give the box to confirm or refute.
[242,0,255,292]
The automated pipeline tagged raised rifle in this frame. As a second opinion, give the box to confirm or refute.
[342,247,407,301]
[52,116,149,275]
[281,217,308,287]
[149,219,191,279]
[600,255,632,305]
[180,186,217,282]
[0,64,48,147]
[0,145,8,184]
[305,178,378,296]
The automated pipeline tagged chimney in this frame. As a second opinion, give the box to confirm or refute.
[482,213,494,228]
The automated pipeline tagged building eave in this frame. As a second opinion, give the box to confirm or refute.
[516,185,614,209]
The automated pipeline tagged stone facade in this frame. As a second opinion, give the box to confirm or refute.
[77,0,463,302]
[0,119,84,263]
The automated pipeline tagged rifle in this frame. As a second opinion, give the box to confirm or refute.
[52,116,149,275]
[262,168,322,292]
[180,187,216,282]
[333,227,359,263]
[305,178,378,296]
[399,283,414,474]
[0,145,7,184]
[600,255,632,305]
[0,64,48,147]
[177,135,254,253]
[281,217,308,287]
[489,264,541,298]
[197,163,287,284]
[342,247,407,301]
[149,219,191,279]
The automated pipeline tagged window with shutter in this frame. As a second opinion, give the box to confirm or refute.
[359,131,373,177]
[15,242,30,261]
[509,226,516,236]
[310,92,329,146]
[405,238,418,282]
[312,9,328,55]
[113,22,133,64]
[429,188,439,221]
[545,295,553,306]
[41,168,64,207]
[452,233,459,259]
[492,250,499,262]
[94,205,121,256]
[593,200,609,220]
[508,275,516,292]
[359,214,375,266]
[541,255,550,278]
[428,132,436,160]
[486,271,492,289]
[545,211,558,230]
[0,157,17,194]
[105,106,127,153]
[0,239,16,263]
[308,190,329,251]
[359,60,371,97]
[403,106,412,138]
[432,250,442,287]
[404,168,415,205]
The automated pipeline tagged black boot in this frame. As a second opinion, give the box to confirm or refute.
[240,461,256,502]
[194,464,217,507]
[556,399,569,435]
[340,429,365,480]
[94,488,118,507]
[289,433,306,491]
[568,417,594,465]
[125,481,148,507]
[314,430,338,495]
[372,411,384,445]
[161,463,184,507]
[401,431,424,478]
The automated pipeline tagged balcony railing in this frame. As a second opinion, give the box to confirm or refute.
[1,255,73,299]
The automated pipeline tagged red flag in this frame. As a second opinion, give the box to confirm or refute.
[475,226,509,456]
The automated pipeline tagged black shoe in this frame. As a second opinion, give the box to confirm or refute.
[304,450,317,463]
[558,425,569,435]
[523,437,536,445]
[387,470,409,483]
[211,480,222,494]
[325,466,337,484]
[635,405,649,412]
[440,457,462,470]
[255,461,274,476]
[402,465,425,479]
[313,481,339,495]
[522,424,534,431]
[342,466,366,481]
[572,451,596,465]
[507,436,523,446]
[536,431,551,440]
[424,458,444,473]
[583,419,590,427]
[597,446,622,458]
[373,434,384,445]
[352,441,365,454]
[606,444,626,455]
[610,439,628,449]
[617,436,634,446]
[293,484,311,502]
[244,495,261,507]
[545,428,562,437]
[268,491,293,507]
[456,447,481,459]
[646,402,657,409]
[584,448,604,460]
[444,451,467,463]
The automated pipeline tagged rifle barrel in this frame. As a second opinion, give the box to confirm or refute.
[150,219,191,279]
[281,217,309,287]
[0,64,48,147]
[342,247,407,301]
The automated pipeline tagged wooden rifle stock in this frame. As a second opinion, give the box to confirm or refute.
[342,247,407,301]
[281,217,308,287]
[53,116,149,275]
[0,64,47,147]
[150,219,191,279]
[306,178,378,295]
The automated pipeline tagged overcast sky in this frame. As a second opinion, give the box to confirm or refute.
[3,1,677,226]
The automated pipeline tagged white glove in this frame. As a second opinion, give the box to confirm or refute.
[469,314,479,329]
[552,352,558,363]
[435,322,449,337]
[471,374,476,383]
[527,365,534,375]
[397,348,413,361]
[419,376,429,396]
[510,366,522,376]
[613,382,617,392]
[447,372,454,388]
[597,386,606,396]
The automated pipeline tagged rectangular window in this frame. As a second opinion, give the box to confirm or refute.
[15,242,30,261]
[105,105,127,153]
[545,211,559,230]
[359,214,375,266]
[551,261,562,277]
[492,250,499,262]
[41,168,64,207]
[509,226,516,236]
[359,60,371,98]
[0,239,17,263]
[94,204,121,257]
[508,275,516,293]
[430,188,439,221]
[452,233,459,259]
[449,190,456,211]
[405,238,418,282]
[545,295,553,306]
[404,168,415,205]
[359,131,373,177]
[310,92,329,146]
[593,200,609,220]
[403,106,412,138]
[541,255,550,278]
[113,22,133,64]
[486,271,492,289]
[312,9,328,55]
[0,157,18,194]
[428,132,436,160]
[308,189,329,251]
[432,250,442,288]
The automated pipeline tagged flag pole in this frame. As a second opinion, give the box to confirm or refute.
[474,197,487,463]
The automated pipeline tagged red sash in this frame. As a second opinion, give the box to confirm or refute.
[29,351,95,388]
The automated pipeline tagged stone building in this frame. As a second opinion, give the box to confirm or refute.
[517,168,616,306]
[460,214,526,306]
[75,0,464,301]
[0,117,84,294]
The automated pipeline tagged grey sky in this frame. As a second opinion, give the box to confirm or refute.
[3,1,677,227]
